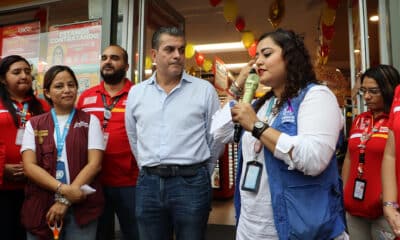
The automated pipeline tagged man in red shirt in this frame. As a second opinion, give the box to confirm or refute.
[77,45,139,240]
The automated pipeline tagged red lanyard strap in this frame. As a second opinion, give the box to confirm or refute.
[357,118,385,178]
[101,94,121,130]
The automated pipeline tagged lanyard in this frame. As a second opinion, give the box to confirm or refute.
[13,102,29,127]
[51,108,76,159]
[101,94,121,130]
[253,97,277,156]
[264,96,276,124]
[357,117,385,178]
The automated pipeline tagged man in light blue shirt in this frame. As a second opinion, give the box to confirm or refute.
[125,26,222,240]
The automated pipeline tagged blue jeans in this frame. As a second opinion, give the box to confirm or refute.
[27,209,98,240]
[136,166,212,240]
[96,186,138,240]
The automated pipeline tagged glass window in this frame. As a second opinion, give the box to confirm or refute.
[0,0,105,98]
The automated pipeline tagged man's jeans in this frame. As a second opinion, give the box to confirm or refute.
[136,165,212,240]
[97,186,138,240]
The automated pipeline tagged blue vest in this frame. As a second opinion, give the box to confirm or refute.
[234,84,346,239]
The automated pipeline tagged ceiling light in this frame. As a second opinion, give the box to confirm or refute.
[194,42,245,53]
[225,62,248,70]
[354,49,360,54]
[369,15,379,22]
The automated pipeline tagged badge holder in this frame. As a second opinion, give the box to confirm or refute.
[353,178,367,201]
[15,128,25,145]
[241,161,262,193]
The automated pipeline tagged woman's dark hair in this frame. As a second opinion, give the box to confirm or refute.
[254,28,319,112]
[361,64,400,113]
[43,65,78,105]
[0,55,46,127]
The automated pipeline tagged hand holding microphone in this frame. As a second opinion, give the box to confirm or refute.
[233,68,260,142]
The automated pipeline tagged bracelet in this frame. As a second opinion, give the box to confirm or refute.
[383,201,399,209]
[227,88,240,99]
[232,81,243,93]
[230,82,243,95]
[55,193,71,206]
[229,85,242,98]
[55,182,63,195]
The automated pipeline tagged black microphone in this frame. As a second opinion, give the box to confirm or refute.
[233,68,260,142]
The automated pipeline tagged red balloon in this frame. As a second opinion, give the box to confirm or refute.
[235,17,245,32]
[209,0,222,7]
[322,23,335,40]
[195,52,205,67]
[248,41,257,57]
[326,0,340,9]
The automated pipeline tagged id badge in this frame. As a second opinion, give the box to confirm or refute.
[241,161,262,193]
[103,132,110,148]
[15,128,25,145]
[353,178,367,200]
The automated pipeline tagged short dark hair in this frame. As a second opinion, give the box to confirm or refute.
[106,44,129,64]
[151,26,185,50]
[361,64,400,113]
[43,65,78,105]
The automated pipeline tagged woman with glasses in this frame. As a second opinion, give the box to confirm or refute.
[342,64,400,240]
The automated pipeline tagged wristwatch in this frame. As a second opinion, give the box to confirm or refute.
[252,121,269,139]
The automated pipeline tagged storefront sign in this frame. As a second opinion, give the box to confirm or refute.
[47,20,102,94]
[0,21,40,62]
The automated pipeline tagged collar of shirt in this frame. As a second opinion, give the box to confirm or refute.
[146,71,194,86]
[11,96,32,105]
[366,110,388,120]
[98,78,133,97]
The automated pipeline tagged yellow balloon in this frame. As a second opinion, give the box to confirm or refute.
[322,7,336,26]
[145,56,152,69]
[185,43,195,59]
[241,31,255,48]
[202,59,213,72]
[223,0,238,23]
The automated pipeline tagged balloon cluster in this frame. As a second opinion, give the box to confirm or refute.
[219,0,258,57]
[316,0,340,66]
[185,0,258,72]
[185,43,213,72]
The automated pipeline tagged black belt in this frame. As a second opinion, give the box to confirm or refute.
[142,161,206,177]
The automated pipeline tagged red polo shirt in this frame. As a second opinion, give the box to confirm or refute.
[77,79,138,186]
[343,111,389,219]
[388,86,400,204]
[0,97,50,190]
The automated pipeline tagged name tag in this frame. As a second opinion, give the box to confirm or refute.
[83,96,97,105]
[353,178,367,201]
[15,128,25,145]
[241,161,262,193]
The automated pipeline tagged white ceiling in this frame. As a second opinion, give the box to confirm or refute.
[166,0,352,74]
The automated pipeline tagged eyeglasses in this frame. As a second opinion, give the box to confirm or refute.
[359,87,381,96]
